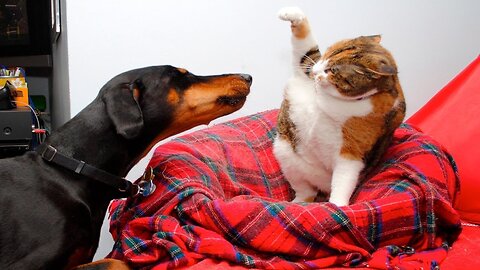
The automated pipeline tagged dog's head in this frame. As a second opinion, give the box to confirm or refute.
[100,65,251,148]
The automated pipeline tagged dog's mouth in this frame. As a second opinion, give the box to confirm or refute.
[216,74,252,108]
[216,94,248,107]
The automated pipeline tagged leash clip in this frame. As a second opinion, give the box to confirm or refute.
[135,166,156,197]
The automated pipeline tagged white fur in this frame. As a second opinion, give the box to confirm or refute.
[278,7,305,25]
[329,157,365,206]
[278,7,318,76]
[274,7,374,206]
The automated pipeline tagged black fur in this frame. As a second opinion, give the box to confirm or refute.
[0,65,250,270]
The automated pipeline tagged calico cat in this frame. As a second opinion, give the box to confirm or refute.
[273,7,406,206]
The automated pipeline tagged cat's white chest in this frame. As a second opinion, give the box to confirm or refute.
[282,76,373,168]
[273,76,373,198]
[295,111,341,170]
[286,79,338,169]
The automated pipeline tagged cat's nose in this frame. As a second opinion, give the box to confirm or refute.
[311,66,324,79]
[314,74,325,82]
[314,74,330,87]
[311,63,325,77]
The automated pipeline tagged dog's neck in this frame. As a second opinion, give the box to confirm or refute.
[44,101,143,177]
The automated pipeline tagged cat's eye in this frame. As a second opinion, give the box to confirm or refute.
[352,67,365,75]
[324,66,339,74]
[327,64,396,78]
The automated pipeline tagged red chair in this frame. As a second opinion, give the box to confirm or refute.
[408,56,480,224]
[408,55,480,268]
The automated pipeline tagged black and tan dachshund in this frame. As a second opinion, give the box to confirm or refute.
[0,65,252,270]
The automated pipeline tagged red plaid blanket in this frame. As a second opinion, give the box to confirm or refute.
[108,110,461,269]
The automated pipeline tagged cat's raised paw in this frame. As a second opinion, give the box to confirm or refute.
[278,6,306,25]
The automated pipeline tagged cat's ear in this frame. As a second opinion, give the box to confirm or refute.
[365,35,382,43]
[377,62,397,76]
[367,59,397,77]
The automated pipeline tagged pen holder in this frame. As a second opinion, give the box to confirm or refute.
[0,76,28,107]
[0,81,17,110]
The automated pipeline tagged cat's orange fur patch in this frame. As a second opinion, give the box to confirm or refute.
[277,98,298,150]
[371,92,397,113]
[340,91,402,161]
[341,116,384,161]
[291,19,311,39]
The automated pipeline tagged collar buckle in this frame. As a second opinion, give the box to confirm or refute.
[41,145,58,162]
[135,166,156,197]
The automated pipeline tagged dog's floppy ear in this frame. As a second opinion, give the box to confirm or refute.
[103,80,144,139]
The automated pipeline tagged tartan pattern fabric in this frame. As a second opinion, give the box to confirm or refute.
[108,109,461,269]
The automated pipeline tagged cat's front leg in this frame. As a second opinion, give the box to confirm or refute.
[290,180,318,203]
[278,7,320,77]
[278,6,316,47]
[329,157,364,206]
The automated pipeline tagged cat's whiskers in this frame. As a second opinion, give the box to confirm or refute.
[302,54,318,65]
[299,63,314,71]
[293,48,319,63]
[299,55,317,75]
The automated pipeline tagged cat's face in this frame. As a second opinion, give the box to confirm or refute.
[311,35,399,100]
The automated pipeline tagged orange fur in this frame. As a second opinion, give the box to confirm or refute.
[64,246,95,270]
[322,36,399,98]
[73,259,131,270]
[177,67,188,74]
[291,19,311,39]
[277,98,298,150]
[340,91,401,161]
[167,88,180,105]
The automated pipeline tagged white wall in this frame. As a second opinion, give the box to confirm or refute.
[57,0,480,261]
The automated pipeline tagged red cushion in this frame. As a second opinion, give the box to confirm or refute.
[407,56,480,224]
[109,110,460,269]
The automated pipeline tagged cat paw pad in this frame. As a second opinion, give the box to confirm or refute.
[278,7,306,25]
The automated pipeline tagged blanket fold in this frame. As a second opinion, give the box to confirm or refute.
[108,110,461,270]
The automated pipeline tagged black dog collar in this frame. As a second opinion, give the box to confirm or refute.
[36,144,156,197]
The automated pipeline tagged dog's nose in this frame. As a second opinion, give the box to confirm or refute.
[240,74,253,85]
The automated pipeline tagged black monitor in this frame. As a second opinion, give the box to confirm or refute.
[0,0,52,57]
